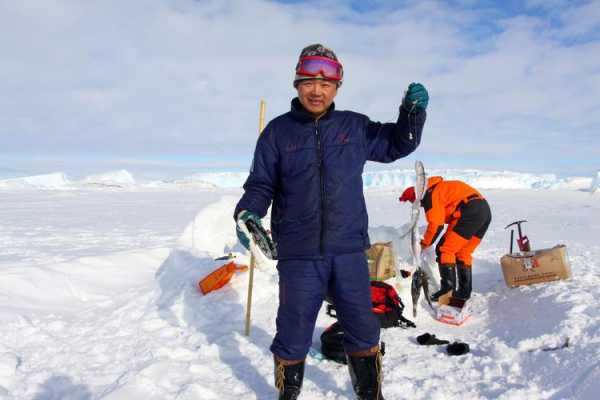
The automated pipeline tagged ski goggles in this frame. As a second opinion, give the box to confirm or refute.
[295,56,343,81]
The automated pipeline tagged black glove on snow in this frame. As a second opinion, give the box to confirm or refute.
[416,333,450,346]
[447,342,470,356]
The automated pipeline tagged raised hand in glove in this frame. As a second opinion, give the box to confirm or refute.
[235,209,263,250]
[401,82,429,114]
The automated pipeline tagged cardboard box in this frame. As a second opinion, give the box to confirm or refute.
[435,292,471,325]
[366,242,397,281]
[500,245,571,288]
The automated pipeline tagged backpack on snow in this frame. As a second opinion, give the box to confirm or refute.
[370,281,416,329]
[320,322,347,364]
[320,322,386,365]
[326,281,416,329]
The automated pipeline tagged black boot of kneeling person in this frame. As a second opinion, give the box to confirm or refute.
[347,348,385,400]
[430,263,456,302]
[274,356,304,400]
[453,261,472,300]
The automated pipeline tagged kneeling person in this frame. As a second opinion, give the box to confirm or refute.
[399,176,492,302]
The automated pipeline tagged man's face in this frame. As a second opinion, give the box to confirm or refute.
[296,78,338,117]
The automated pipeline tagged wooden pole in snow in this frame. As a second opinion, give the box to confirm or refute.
[244,99,266,336]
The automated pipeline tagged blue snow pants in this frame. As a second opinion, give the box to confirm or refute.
[270,252,380,361]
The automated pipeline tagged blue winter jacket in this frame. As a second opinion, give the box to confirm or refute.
[234,98,425,260]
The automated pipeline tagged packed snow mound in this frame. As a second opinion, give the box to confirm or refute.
[0,172,71,189]
[177,196,248,257]
[176,195,434,272]
[591,170,600,193]
[81,169,135,187]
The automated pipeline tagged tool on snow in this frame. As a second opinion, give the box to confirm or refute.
[527,337,570,353]
[504,220,531,252]
[199,261,248,295]
[244,99,267,337]
[214,252,236,261]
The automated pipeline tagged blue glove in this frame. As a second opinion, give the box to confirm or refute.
[401,82,429,113]
[235,210,262,250]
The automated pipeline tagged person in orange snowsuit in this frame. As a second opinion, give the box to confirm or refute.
[399,176,492,301]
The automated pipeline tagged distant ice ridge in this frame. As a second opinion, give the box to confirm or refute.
[0,172,71,189]
[82,170,135,187]
[183,168,594,191]
[0,170,137,190]
[185,172,248,188]
[0,168,597,191]
[146,178,216,189]
[364,168,593,190]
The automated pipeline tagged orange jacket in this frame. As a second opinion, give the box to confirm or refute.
[420,176,483,247]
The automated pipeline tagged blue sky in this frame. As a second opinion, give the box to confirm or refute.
[1,0,599,176]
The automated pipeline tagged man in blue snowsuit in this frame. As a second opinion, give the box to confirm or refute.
[235,44,428,400]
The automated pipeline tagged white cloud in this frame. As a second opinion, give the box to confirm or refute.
[0,0,598,174]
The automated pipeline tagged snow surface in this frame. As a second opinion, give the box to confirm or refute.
[1,185,599,399]
[0,168,597,192]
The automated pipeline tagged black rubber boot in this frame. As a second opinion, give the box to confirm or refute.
[274,356,304,400]
[347,351,385,400]
[453,262,472,300]
[430,264,456,302]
